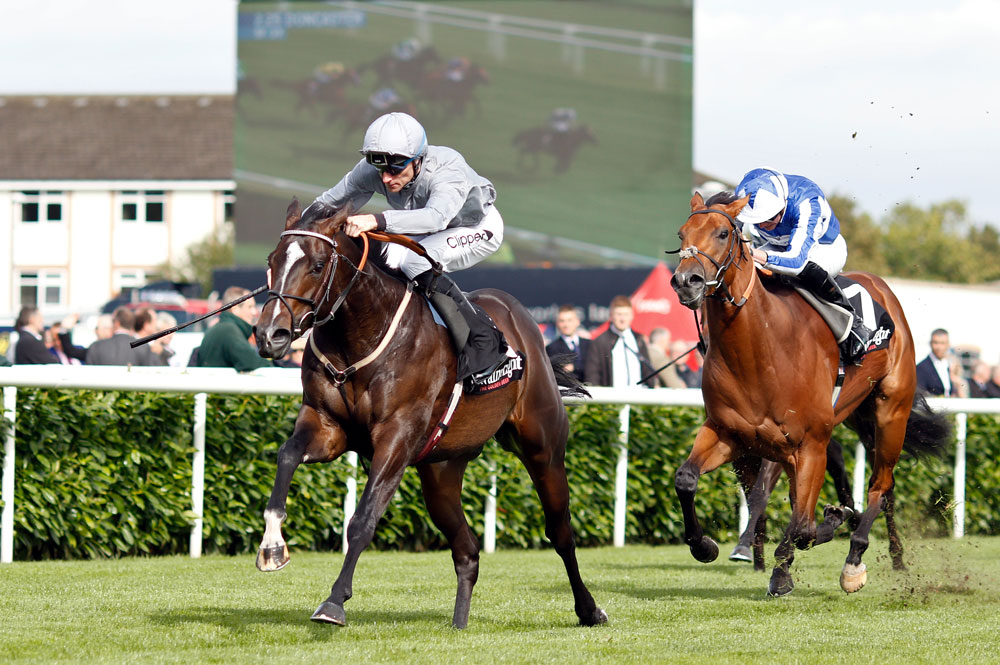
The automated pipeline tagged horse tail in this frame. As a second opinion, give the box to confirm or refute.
[850,391,952,459]
[549,353,590,399]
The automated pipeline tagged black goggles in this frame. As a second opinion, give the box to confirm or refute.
[366,152,417,175]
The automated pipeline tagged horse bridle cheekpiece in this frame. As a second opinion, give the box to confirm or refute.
[265,229,363,337]
[666,207,751,307]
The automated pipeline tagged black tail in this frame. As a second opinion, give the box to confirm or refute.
[850,391,952,458]
[550,353,590,399]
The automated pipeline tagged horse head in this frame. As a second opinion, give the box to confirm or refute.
[670,192,750,310]
[255,199,353,358]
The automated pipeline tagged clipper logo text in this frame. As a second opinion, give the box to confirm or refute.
[447,230,494,248]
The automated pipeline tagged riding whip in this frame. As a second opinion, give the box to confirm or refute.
[130,285,267,348]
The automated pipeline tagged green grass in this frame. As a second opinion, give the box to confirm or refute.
[2,538,998,664]
[235,2,692,265]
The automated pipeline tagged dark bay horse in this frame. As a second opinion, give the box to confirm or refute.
[670,192,950,596]
[512,125,597,173]
[252,200,607,628]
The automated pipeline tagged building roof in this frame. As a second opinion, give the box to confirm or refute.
[0,95,233,181]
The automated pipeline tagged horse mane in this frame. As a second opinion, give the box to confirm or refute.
[298,201,346,228]
[704,190,738,207]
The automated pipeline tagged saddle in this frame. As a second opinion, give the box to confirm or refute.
[792,275,895,357]
[422,294,525,394]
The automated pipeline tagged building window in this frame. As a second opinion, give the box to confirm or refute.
[113,269,147,295]
[120,190,166,223]
[18,191,64,223]
[17,270,66,310]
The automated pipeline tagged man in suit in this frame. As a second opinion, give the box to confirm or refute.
[915,328,958,396]
[967,361,994,398]
[584,295,655,388]
[13,306,58,364]
[545,304,590,382]
[85,307,160,366]
[646,328,686,388]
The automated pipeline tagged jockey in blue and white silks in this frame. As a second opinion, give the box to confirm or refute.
[735,167,871,363]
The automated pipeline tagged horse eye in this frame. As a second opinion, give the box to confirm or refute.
[718,229,729,240]
[311,261,325,274]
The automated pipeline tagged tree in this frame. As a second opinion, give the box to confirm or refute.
[157,222,234,297]
[829,194,887,275]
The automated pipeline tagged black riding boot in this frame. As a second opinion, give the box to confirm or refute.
[414,270,507,382]
[797,262,871,363]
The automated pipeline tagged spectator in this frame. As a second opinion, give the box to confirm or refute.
[194,287,273,371]
[545,304,590,382]
[988,365,1000,398]
[133,308,170,366]
[584,295,655,388]
[45,323,80,365]
[671,340,703,388]
[155,312,183,367]
[85,307,160,366]
[52,314,88,363]
[915,328,960,396]
[967,361,994,398]
[13,306,58,364]
[646,328,686,388]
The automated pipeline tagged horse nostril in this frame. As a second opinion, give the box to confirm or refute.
[688,273,705,288]
[270,328,291,348]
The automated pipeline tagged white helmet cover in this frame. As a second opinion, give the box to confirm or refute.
[736,169,789,225]
[360,112,427,159]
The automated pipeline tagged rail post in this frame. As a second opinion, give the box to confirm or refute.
[190,392,207,558]
[613,404,630,547]
[1,387,16,563]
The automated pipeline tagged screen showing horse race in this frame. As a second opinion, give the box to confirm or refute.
[235,1,692,267]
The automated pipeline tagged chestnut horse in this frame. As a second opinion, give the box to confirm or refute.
[252,200,607,628]
[670,192,950,596]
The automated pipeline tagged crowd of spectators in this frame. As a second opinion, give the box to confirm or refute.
[545,296,703,390]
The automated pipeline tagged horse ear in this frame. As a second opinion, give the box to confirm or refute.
[726,195,751,219]
[285,198,302,230]
[315,208,350,238]
[690,192,705,211]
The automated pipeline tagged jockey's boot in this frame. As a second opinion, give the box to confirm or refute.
[414,270,508,383]
[797,262,871,364]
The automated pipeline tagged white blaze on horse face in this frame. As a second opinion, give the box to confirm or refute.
[266,241,307,328]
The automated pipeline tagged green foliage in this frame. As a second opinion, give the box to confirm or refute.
[6,389,995,560]
[157,222,234,297]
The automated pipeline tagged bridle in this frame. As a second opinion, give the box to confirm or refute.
[666,207,754,308]
[264,229,366,338]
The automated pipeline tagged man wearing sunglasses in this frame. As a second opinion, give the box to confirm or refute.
[307,112,507,385]
[735,167,871,363]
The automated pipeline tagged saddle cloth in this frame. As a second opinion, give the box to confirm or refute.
[793,275,895,355]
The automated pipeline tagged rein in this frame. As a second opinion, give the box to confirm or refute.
[266,226,444,386]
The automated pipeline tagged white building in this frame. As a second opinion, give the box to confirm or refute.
[0,95,234,318]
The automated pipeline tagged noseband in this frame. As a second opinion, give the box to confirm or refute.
[667,207,751,307]
[264,229,365,337]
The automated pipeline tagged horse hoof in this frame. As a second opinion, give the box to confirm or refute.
[255,544,290,572]
[823,504,845,523]
[840,563,867,593]
[690,536,719,563]
[729,545,752,562]
[311,601,347,626]
[767,570,794,597]
[579,607,608,626]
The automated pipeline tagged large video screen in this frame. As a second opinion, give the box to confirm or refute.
[235,1,692,267]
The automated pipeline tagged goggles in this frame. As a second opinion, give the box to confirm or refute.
[366,152,418,175]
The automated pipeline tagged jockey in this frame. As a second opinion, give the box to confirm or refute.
[735,167,872,363]
[308,112,508,384]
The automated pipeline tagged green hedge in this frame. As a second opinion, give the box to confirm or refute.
[1,389,996,560]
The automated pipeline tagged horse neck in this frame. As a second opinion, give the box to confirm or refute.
[314,238,406,355]
[702,260,772,360]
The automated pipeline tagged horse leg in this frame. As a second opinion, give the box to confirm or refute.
[416,460,480,629]
[826,437,860,530]
[841,397,908,593]
[675,422,737,564]
[883,487,906,570]
[257,407,345,572]
[769,439,832,597]
[502,420,607,626]
[312,445,410,626]
[731,457,781,572]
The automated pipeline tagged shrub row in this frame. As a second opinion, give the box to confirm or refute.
[2,389,995,559]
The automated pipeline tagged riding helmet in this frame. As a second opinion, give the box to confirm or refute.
[361,112,427,160]
[735,168,790,225]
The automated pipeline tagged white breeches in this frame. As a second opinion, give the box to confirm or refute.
[761,234,847,277]
[383,205,505,279]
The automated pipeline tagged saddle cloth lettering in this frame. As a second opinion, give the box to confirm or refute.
[793,276,894,354]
